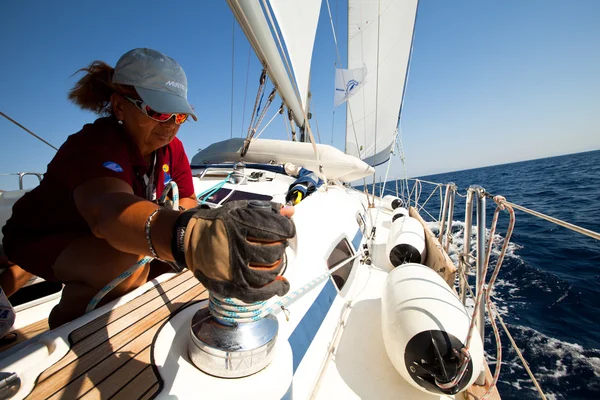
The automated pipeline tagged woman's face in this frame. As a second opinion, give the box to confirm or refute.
[111,92,181,156]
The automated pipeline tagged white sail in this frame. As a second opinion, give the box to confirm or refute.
[227,0,306,128]
[345,0,418,167]
[269,0,322,112]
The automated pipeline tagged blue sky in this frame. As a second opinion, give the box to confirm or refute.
[1,0,599,190]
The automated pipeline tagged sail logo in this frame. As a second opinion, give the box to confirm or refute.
[346,79,359,95]
[102,161,123,173]
[165,81,185,90]
[334,66,367,107]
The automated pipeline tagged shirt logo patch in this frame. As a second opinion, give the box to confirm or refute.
[103,161,123,173]
[163,164,171,184]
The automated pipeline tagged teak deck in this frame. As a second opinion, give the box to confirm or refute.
[13,271,207,400]
[4,270,501,400]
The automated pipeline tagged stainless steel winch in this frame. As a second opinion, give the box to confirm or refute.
[187,306,279,378]
[187,200,281,378]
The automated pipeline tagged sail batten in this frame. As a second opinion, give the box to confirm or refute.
[345,0,418,167]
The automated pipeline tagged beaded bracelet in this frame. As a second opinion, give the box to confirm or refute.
[145,208,162,260]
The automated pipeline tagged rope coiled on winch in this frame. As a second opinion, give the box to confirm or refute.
[207,252,361,325]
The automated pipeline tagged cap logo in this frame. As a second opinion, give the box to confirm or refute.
[165,81,185,90]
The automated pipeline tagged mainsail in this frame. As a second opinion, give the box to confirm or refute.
[345,0,418,167]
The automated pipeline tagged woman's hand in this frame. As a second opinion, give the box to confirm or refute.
[171,201,296,302]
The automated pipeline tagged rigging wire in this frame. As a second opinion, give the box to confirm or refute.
[396,125,411,208]
[230,13,235,139]
[314,113,322,144]
[255,104,284,140]
[240,47,252,138]
[329,0,339,147]
[372,129,398,228]
[283,108,292,141]
[325,0,362,160]
[373,0,382,164]
[1,111,58,151]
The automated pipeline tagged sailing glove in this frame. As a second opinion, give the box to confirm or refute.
[171,200,296,303]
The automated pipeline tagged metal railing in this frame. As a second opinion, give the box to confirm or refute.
[362,177,600,399]
[0,172,43,190]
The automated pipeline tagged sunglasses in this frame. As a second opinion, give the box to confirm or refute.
[124,96,189,125]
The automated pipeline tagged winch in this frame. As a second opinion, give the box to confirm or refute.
[187,304,279,378]
[187,200,280,378]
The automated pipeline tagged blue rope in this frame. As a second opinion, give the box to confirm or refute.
[197,172,233,205]
[207,252,361,325]
[86,257,153,313]
[85,181,181,314]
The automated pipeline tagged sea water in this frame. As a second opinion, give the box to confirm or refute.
[367,149,600,400]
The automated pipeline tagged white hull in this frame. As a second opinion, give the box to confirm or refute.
[0,165,486,399]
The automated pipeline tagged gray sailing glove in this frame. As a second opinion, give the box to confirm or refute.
[171,200,296,302]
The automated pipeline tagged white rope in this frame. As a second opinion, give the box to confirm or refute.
[458,263,503,400]
[458,197,545,398]
[254,107,283,139]
[458,200,516,398]
[217,169,247,206]
[504,199,600,241]
[491,302,548,400]
[209,252,362,325]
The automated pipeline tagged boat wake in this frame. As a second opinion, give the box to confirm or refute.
[489,324,600,400]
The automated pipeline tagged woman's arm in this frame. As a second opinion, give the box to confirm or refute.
[179,194,198,210]
[74,177,178,261]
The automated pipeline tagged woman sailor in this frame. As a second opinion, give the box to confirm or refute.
[1,48,294,329]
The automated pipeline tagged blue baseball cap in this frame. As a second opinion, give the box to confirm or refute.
[112,48,197,121]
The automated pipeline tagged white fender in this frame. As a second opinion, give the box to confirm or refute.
[391,207,409,223]
[386,216,426,266]
[382,195,403,211]
[381,263,483,395]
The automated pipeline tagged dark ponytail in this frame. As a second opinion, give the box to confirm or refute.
[67,61,116,115]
